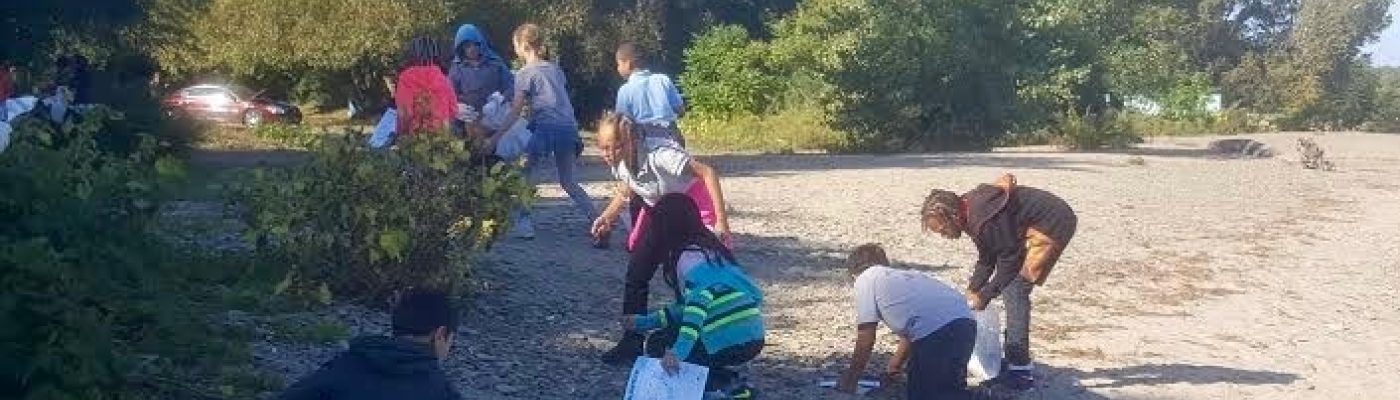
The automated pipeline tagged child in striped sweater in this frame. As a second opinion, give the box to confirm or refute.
[622,193,763,399]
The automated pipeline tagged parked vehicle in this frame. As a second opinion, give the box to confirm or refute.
[162,84,301,126]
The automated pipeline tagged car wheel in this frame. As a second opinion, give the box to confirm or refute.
[243,110,264,127]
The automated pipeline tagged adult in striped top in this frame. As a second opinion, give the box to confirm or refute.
[622,193,763,399]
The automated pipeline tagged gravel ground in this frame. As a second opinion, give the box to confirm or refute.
[247,132,1400,400]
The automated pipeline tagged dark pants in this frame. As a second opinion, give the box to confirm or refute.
[622,194,659,315]
[647,327,763,391]
[908,318,976,400]
[1003,277,1033,367]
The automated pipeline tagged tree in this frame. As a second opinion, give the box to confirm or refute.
[827,0,1020,151]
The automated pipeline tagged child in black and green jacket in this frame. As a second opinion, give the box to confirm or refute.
[622,193,763,399]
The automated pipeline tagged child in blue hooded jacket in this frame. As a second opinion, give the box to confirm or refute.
[449,24,513,110]
[623,193,762,399]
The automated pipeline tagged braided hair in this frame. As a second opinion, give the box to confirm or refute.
[402,36,446,70]
[921,189,963,239]
[647,193,737,296]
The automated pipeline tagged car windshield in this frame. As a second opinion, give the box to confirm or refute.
[228,85,259,100]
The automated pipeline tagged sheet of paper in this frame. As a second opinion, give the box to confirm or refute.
[818,379,881,395]
[624,357,710,400]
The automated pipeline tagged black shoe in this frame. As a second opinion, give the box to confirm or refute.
[985,369,1035,393]
[644,329,677,358]
[601,334,643,366]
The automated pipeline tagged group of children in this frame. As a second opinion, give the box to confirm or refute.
[282,20,1081,400]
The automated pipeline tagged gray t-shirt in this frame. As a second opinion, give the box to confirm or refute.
[515,61,577,128]
[853,266,972,341]
[612,137,695,206]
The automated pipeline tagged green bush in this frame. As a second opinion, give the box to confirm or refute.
[235,130,531,304]
[1047,109,1141,150]
[826,0,1018,152]
[1,107,272,400]
[680,25,783,118]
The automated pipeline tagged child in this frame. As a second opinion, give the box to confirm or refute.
[920,174,1078,393]
[622,193,761,399]
[394,36,456,136]
[496,23,596,240]
[449,23,513,145]
[449,24,513,111]
[836,244,976,400]
[614,42,687,146]
[594,112,732,365]
[274,290,462,400]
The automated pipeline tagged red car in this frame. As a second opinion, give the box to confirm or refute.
[162,84,301,126]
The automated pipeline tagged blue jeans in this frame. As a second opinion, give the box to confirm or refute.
[519,124,596,223]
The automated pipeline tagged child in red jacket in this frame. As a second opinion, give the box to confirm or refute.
[394,36,456,136]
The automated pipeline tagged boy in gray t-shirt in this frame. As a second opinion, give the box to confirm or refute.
[836,244,977,400]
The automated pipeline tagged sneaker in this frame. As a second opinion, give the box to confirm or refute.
[601,334,643,366]
[986,369,1034,393]
[727,384,756,399]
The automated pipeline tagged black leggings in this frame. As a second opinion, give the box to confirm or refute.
[908,318,976,400]
[623,194,661,314]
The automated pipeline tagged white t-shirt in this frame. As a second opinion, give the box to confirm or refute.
[612,137,695,206]
[853,266,972,341]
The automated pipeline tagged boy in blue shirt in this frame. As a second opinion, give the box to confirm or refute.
[614,43,687,146]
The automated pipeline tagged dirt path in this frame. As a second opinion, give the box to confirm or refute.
[241,132,1400,399]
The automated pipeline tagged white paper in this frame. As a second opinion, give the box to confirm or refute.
[624,357,709,400]
[817,379,880,395]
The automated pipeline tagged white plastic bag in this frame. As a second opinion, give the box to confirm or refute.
[5,96,40,123]
[480,92,508,130]
[368,108,397,149]
[0,121,11,154]
[968,302,1004,381]
[493,119,531,160]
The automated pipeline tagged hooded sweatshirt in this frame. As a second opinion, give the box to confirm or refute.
[394,65,456,136]
[274,336,461,400]
[634,250,765,359]
[962,184,1077,300]
[449,24,514,110]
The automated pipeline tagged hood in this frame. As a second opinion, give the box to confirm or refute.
[963,184,1011,237]
[453,24,504,65]
[345,336,440,376]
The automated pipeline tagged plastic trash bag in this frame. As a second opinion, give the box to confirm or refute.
[0,121,11,154]
[368,108,397,149]
[493,119,531,160]
[5,96,40,123]
[480,92,508,130]
[968,302,1004,381]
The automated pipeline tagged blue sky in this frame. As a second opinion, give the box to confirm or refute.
[1363,2,1400,66]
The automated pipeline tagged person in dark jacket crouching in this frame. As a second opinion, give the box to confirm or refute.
[275,290,462,400]
[920,173,1078,394]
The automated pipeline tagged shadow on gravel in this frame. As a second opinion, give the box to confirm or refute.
[1069,363,1300,389]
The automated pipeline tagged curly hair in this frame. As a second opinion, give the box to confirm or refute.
[920,189,962,234]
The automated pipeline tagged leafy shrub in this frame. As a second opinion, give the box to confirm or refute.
[1047,109,1142,150]
[1,107,271,400]
[680,25,783,118]
[826,0,1019,152]
[235,130,531,304]
[252,123,319,149]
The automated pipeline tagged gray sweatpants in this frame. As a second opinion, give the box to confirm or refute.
[1003,276,1034,367]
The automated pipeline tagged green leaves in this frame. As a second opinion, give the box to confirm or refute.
[235,131,530,303]
[377,230,410,262]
